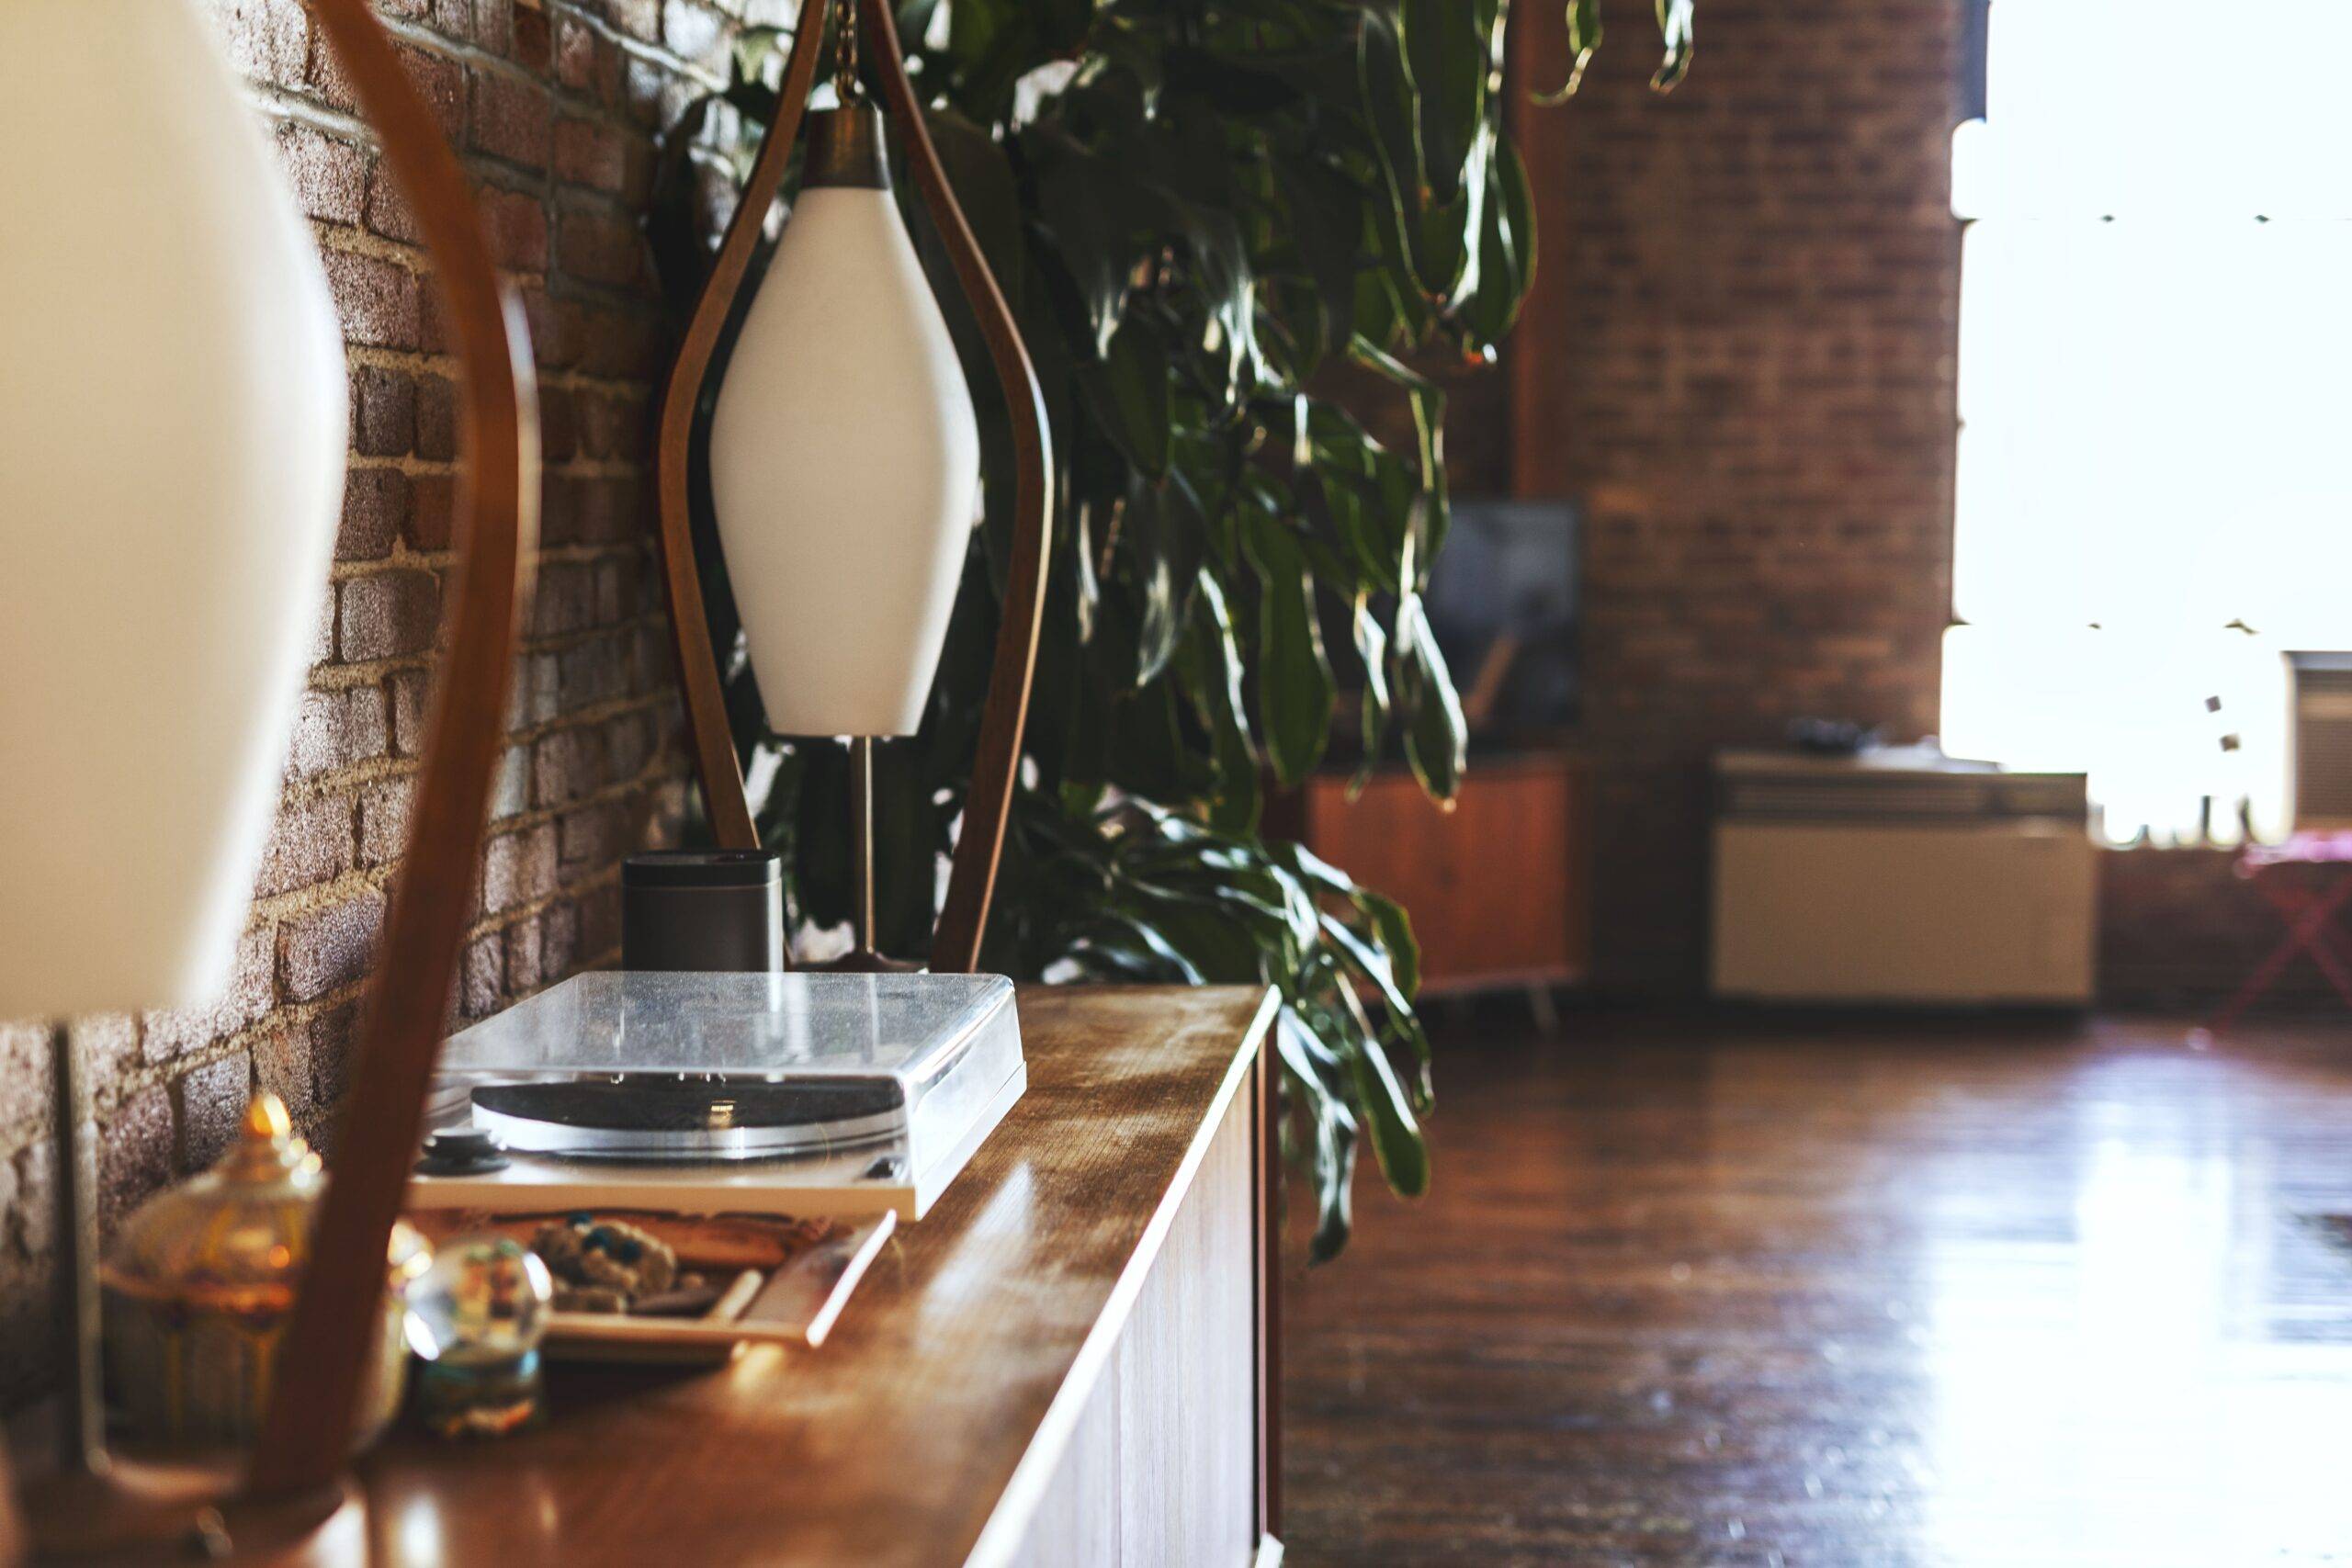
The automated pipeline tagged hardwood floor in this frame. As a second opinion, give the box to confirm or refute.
[1282,1010,2352,1566]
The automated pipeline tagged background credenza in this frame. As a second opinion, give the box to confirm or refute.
[1271,751,1591,995]
[362,986,1283,1566]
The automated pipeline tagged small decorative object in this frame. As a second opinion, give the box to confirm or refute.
[408,1210,897,1366]
[531,1213,685,1312]
[656,0,1052,972]
[408,1235,554,1440]
[621,849,786,972]
[100,1095,430,1454]
[0,0,533,1551]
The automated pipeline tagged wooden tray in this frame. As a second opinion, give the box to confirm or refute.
[405,1209,895,1365]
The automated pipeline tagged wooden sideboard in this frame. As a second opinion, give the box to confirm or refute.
[1272,751,1591,994]
[359,985,1281,1566]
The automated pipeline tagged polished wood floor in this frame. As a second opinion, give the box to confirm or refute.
[1282,1010,2352,1566]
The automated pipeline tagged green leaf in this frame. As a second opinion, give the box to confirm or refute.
[1338,989,1430,1198]
[1091,315,1172,479]
[1361,889,1422,1006]
[1243,516,1335,785]
[1395,592,1466,801]
[1535,0,1604,106]
[1655,0,1697,91]
[1351,595,1390,786]
[1402,0,1486,207]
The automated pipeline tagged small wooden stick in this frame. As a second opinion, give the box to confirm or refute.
[707,1269,767,1324]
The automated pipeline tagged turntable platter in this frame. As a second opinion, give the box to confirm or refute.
[471,1075,905,1162]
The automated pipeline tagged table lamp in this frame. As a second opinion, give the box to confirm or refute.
[656,0,1053,972]
[0,0,537,1557]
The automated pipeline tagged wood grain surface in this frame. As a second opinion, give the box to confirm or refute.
[1284,1010,2352,1564]
[361,985,1276,1567]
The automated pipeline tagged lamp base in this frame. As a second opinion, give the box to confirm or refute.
[18,1458,360,1566]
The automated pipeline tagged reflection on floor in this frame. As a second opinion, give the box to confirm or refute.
[1282,1010,2352,1566]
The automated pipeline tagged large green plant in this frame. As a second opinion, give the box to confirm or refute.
[650,0,1691,1258]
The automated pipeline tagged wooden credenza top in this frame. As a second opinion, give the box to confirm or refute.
[360,984,1278,1567]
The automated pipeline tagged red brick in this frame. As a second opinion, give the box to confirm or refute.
[353,367,416,458]
[390,670,432,756]
[322,250,421,351]
[417,374,460,463]
[339,468,407,560]
[288,685,390,776]
[205,0,309,89]
[144,926,277,1064]
[482,824,559,914]
[576,389,644,460]
[539,898,582,979]
[606,0,661,44]
[98,1088,172,1235]
[360,778,413,867]
[255,795,356,897]
[505,914,545,992]
[555,16,600,92]
[340,570,442,661]
[74,1016,141,1099]
[0,1023,51,1131]
[509,4,553,71]
[555,204,645,288]
[531,561,599,637]
[175,1055,253,1175]
[662,1,725,64]
[555,116,631,197]
[558,636,628,705]
[491,744,531,820]
[461,932,505,1018]
[254,1026,317,1139]
[471,73,554,170]
[407,473,457,554]
[558,800,626,872]
[280,893,385,1003]
[537,385,578,464]
[277,123,368,225]
[532,727,606,809]
[303,1002,362,1122]
[479,186,550,272]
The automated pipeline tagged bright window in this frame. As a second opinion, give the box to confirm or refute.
[1939,0,2352,844]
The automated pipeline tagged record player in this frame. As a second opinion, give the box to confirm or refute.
[408,971,1025,1220]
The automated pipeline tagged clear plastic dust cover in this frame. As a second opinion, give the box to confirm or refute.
[408,971,1025,1220]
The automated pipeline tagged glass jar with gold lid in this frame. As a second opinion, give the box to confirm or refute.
[100,1092,430,1453]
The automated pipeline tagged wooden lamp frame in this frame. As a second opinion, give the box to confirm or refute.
[15,0,537,1557]
[654,0,1054,975]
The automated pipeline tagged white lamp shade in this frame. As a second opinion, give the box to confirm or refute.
[707,185,981,739]
[0,0,347,1019]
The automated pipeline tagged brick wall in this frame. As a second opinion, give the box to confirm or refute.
[2100,847,2347,1014]
[1506,0,1963,991]
[0,0,760,1402]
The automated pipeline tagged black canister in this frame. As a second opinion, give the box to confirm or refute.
[621,850,785,972]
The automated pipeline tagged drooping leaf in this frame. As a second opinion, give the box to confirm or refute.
[1655,0,1697,91]
[1243,514,1336,785]
[1394,592,1467,800]
[1534,0,1605,106]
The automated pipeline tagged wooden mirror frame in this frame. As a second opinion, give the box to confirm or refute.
[654,0,1054,976]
